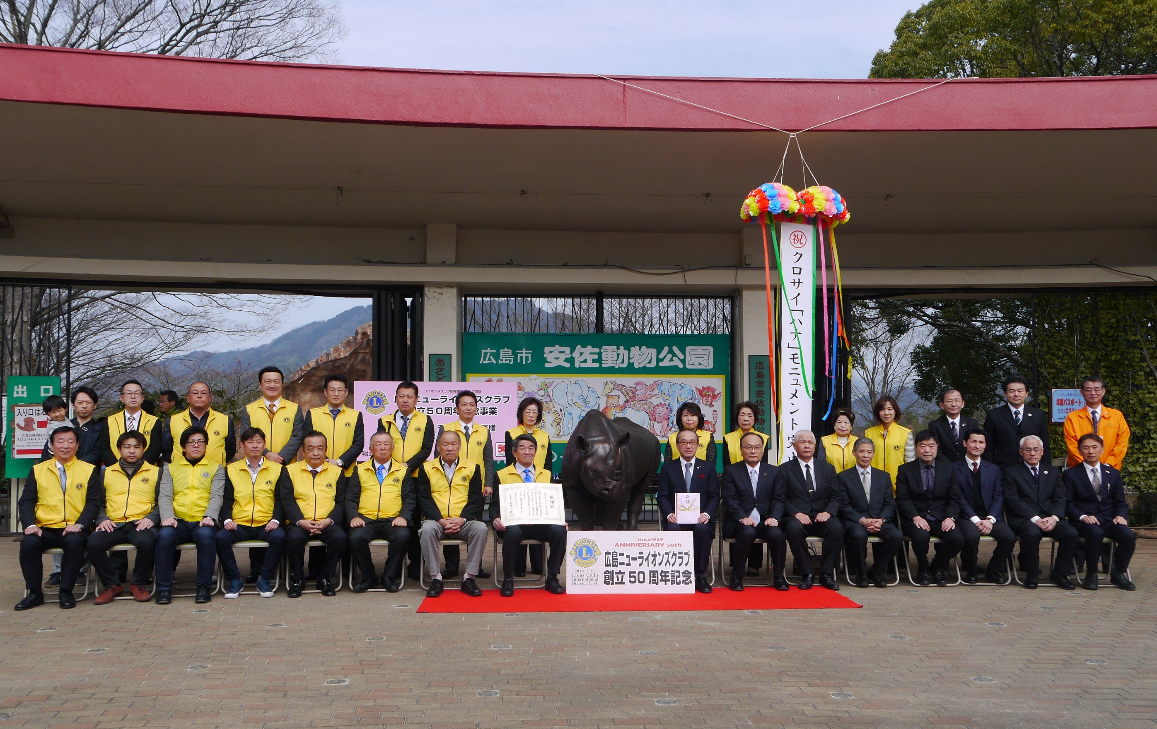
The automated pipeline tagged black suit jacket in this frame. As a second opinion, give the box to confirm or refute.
[895,459,961,523]
[928,415,980,463]
[719,461,781,537]
[837,466,896,523]
[1001,461,1065,528]
[983,404,1050,466]
[952,459,1005,522]
[657,458,720,522]
[775,458,840,518]
[1062,462,1128,523]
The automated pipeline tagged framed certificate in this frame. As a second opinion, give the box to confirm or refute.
[675,492,701,524]
[499,483,567,526]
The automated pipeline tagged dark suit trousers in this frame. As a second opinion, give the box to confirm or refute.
[285,523,347,582]
[662,521,714,575]
[155,521,218,590]
[1013,520,1078,580]
[216,524,286,582]
[902,520,964,571]
[730,523,786,576]
[87,522,158,589]
[21,528,88,592]
[499,524,566,578]
[349,521,411,581]
[957,520,1017,576]
[843,521,901,577]
[1072,519,1136,575]
[783,517,844,574]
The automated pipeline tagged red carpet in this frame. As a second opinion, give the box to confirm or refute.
[416,586,860,613]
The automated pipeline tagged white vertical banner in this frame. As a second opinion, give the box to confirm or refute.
[777,221,815,462]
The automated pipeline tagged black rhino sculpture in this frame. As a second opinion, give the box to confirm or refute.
[560,410,661,530]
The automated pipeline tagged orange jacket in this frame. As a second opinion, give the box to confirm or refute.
[1064,406,1129,469]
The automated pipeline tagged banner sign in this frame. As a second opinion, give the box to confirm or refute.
[353,380,518,462]
[1050,388,1083,424]
[498,483,567,526]
[777,222,815,461]
[565,530,695,594]
[5,376,60,479]
[748,355,771,432]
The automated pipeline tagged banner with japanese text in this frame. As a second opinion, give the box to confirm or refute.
[777,222,815,461]
[565,530,695,594]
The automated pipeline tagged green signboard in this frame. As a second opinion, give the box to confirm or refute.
[428,353,453,382]
[748,355,771,432]
[5,376,61,479]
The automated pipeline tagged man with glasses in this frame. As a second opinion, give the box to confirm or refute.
[777,431,843,591]
[719,431,786,591]
[658,428,720,594]
[347,432,414,593]
[1003,435,1079,590]
[1064,376,1129,470]
[101,380,162,466]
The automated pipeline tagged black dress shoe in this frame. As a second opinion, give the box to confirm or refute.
[319,578,336,597]
[963,572,979,585]
[798,574,813,590]
[915,571,931,586]
[1024,577,1039,589]
[513,569,527,578]
[695,575,712,594]
[352,576,380,593]
[544,575,565,594]
[287,580,305,598]
[871,573,888,588]
[15,591,44,611]
[442,569,459,580]
[1111,572,1136,591]
[383,576,401,593]
[1081,574,1099,590]
[155,589,173,605]
[500,577,515,597]
[819,573,840,591]
[728,576,744,592]
[983,571,1007,585]
[59,589,76,609]
[45,573,61,587]
[933,571,948,587]
[426,579,444,597]
[1050,573,1076,590]
[854,573,870,588]
[195,585,212,603]
[460,577,482,597]
[477,570,492,579]
[772,574,790,591]
[245,572,259,584]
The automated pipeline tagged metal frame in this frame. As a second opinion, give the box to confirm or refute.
[219,540,281,595]
[1071,538,1133,585]
[289,539,344,595]
[902,537,963,586]
[718,538,772,587]
[23,547,91,601]
[841,536,902,587]
[419,538,468,590]
[1009,537,1057,585]
[491,536,548,589]
[348,539,407,592]
[787,536,841,586]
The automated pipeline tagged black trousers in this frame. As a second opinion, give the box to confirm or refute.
[216,524,286,582]
[498,524,566,578]
[661,521,714,575]
[728,523,786,576]
[406,519,422,575]
[285,523,347,582]
[349,521,411,581]
[783,516,843,574]
[957,519,1017,576]
[843,521,902,578]
[20,528,88,592]
[155,521,218,590]
[1013,519,1078,580]
[87,522,158,589]
[1072,519,1136,575]
[902,519,964,572]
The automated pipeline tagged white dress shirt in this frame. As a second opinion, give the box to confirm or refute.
[746,463,760,521]
[1080,461,1104,520]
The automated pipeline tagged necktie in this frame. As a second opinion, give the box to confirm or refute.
[1013,409,1022,425]
[749,468,759,497]
[1031,466,1039,486]
[523,467,534,483]
[804,463,814,492]
[951,421,958,441]
[1091,466,1102,502]
[861,470,871,501]
[127,413,137,432]
[268,403,277,420]
[924,465,935,496]
[58,464,67,495]
[684,461,693,492]
[1091,410,1100,434]
[310,469,319,482]
[399,414,409,439]
[376,463,386,484]
[330,408,341,420]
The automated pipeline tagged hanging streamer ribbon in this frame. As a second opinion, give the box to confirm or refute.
[759,216,778,418]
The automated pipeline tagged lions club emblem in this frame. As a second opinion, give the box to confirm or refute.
[570,538,600,568]
[362,390,389,416]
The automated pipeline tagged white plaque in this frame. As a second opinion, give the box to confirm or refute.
[674,492,701,524]
[565,531,695,594]
[499,483,566,526]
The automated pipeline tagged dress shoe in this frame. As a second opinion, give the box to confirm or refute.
[318,578,336,596]
[195,585,212,603]
[131,584,151,602]
[1050,573,1076,591]
[772,574,790,591]
[983,571,1008,585]
[963,572,979,585]
[1081,574,1099,591]
[245,571,259,584]
[15,591,45,611]
[155,589,173,605]
[514,569,527,578]
[477,570,492,579]
[915,571,931,586]
[933,571,948,587]
[871,573,888,589]
[95,584,122,605]
[59,589,77,609]
[287,580,305,598]
[798,573,813,590]
[442,568,459,580]
[351,576,380,593]
[695,574,712,594]
[460,577,482,597]
[819,573,840,591]
[500,577,515,596]
[1111,572,1136,591]
[1024,577,1039,589]
[728,576,744,592]
[45,573,61,588]
[545,575,565,594]
[854,573,870,589]
[426,579,444,597]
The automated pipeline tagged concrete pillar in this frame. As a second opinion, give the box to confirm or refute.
[423,285,460,380]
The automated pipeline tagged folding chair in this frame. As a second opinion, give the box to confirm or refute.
[166,543,223,598]
[420,538,468,590]
[490,536,549,589]
[1071,538,1132,585]
[289,539,345,595]
[24,547,92,601]
[349,539,407,592]
[787,536,841,585]
[1009,537,1057,585]
[108,543,156,600]
[718,537,771,586]
[902,537,963,586]
[219,539,281,595]
[841,536,901,586]
[965,535,1017,586]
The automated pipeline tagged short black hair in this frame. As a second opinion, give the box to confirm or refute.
[940,388,962,402]
[324,374,349,389]
[518,397,544,426]
[179,426,209,448]
[140,399,156,415]
[913,429,937,445]
[675,402,704,430]
[120,379,144,394]
[1077,432,1104,448]
[41,395,67,413]
[258,366,284,382]
[70,385,98,404]
[302,430,328,445]
[116,431,147,449]
[396,380,419,395]
[961,427,986,443]
[1002,376,1029,392]
[455,390,477,407]
[1081,376,1105,389]
[512,433,538,451]
[734,400,760,424]
[159,389,179,403]
[239,426,266,443]
[739,431,765,447]
[50,426,80,443]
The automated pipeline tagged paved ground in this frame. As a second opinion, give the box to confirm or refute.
[0,535,1154,728]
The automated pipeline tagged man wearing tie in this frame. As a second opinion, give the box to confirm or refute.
[377,381,436,581]
[837,438,902,589]
[775,430,843,591]
[280,431,347,598]
[928,389,979,463]
[1063,377,1130,470]
[1063,433,1136,591]
[101,380,163,466]
[984,377,1050,467]
[953,428,1016,585]
[895,431,963,587]
[346,432,414,593]
[1002,435,1079,590]
[719,432,786,591]
[658,429,720,594]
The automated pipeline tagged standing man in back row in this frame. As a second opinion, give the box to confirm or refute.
[927,388,979,463]
[102,380,163,466]
[1063,376,1129,470]
[378,381,435,581]
[984,376,1050,467]
[164,381,235,466]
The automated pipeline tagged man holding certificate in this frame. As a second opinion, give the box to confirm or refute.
[491,434,567,597]
[658,429,720,594]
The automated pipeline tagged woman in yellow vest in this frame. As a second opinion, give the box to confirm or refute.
[820,408,859,473]
[504,397,552,576]
[665,402,716,464]
[722,401,770,466]
[864,396,914,487]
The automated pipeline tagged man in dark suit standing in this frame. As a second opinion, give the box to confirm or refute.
[658,429,720,594]
[896,430,964,587]
[1003,434,1079,589]
[837,437,902,589]
[953,428,1017,585]
[1063,433,1136,591]
[984,376,1050,467]
[720,432,787,591]
[928,388,980,463]
[775,430,842,591]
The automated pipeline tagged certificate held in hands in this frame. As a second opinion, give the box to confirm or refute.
[499,483,567,526]
[675,492,701,524]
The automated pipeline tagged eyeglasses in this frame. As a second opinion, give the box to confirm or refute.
[185,439,207,446]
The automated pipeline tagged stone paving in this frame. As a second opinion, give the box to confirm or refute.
[0,536,1154,728]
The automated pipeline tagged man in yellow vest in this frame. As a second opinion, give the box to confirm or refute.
[281,431,347,597]
[215,427,287,598]
[378,381,434,580]
[101,380,162,466]
[163,381,235,466]
[415,430,486,598]
[439,390,497,579]
[155,425,226,605]
[16,427,103,610]
[347,431,415,593]
[88,431,161,604]
[492,434,567,597]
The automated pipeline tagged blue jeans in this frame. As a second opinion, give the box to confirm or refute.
[215,523,285,582]
[155,521,218,590]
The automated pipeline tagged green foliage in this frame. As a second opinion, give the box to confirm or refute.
[911,327,1018,415]
[871,0,1157,78]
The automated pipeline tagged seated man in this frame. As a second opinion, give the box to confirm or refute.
[658,428,720,594]
[837,437,902,589]
[492,434,567,597]
[88,431,161,604]
[775,430,842,591]
[281,431,348,598]
[1002,435,1079,590]
[347,432,414,593]
[719,432,786,591]
[953,428,1017,585]
[216,427,286,598]
[155,426,226,604]
[1063,433,1136,591]
[16,427,102,610]
[414,430,487,598]
[896,430,964,587]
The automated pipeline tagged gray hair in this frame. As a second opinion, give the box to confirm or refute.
[853,437,875,452]
[793,429,816,443]
[1018,435,1043,449]
[438,429,462,446]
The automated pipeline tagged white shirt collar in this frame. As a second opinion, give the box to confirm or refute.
[965,456,982,469]
[263,397,281,409]
[246,457,265,471]
[680,456,696,465]
[1023,460,1039,471]
[1087,405,1102,416]
[440,458,458,470]
[947,415,960,424]
[797,456,814,465]
[1084,461,1101,476]
[858,465,871,476]
[459,420,473,430]
[1009,403,1023,414]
